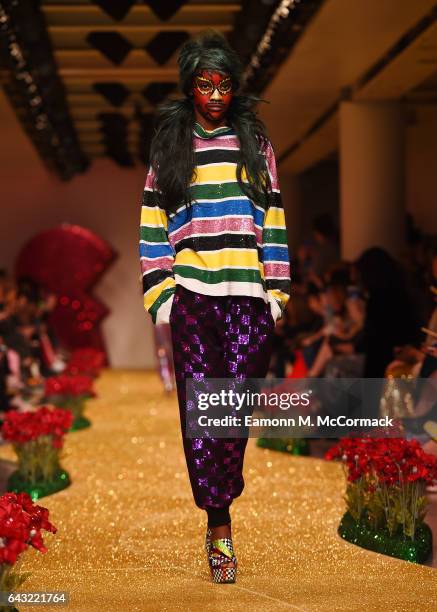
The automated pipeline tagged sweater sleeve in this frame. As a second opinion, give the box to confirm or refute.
[139,165,176,324]
[261,141,291,322]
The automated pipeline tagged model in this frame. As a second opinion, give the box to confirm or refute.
[139,31,291,583]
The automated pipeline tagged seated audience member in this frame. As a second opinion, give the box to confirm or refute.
[307,213,340,283]
[386,248,437,378]
[299,282,328,370]
[270,274,319,377]
[354,247,422,378]
[0,271,68,421]
[306,266,365,377]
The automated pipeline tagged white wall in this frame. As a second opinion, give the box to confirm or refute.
[0,90,155,369]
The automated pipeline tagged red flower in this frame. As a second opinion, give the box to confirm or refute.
[65,348,105,377]
[44,374,96,398]
[325,437,437,487]
[1,406,73,446]
[0,492,56,564]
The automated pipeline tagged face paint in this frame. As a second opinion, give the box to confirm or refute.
[192,71,233,125]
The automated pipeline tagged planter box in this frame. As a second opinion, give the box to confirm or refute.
[338,511,432,564]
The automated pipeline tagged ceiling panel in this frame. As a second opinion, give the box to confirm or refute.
[355,21,437,101]
[43,4,240,27]
[260,0,436,157]
[268,0,437,173]
[36,0,245,164]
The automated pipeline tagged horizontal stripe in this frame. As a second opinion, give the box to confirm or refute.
[143,276,176,309]
[264,206,286,227]
[190,182,245,201]
[147,286,175,322]
[263,142,280,191]
[142,190,165,211]
[174,235,262,258]
[264,262,290,277]
[195,149,240,166]
[142,268,174,293]
[167,195,267,217]
[266,279,291,294]
[139,243,174,259]
[174,265,265,286]
[267,192,283,208]
[194,123,233,139]
[169,217,262,244]
[141,205,168,230]
[193,196,261,208]
[194,135,239,150]
[139,226,169,243]
[174,248,262,269]
[140,255,173,275]
[192,162,247,185]
[262,228,288,244]
[144,168,156,191]
[262,245,289,262]
[169,200,265,232]
[268,288,290,308]
[175,276,268,300]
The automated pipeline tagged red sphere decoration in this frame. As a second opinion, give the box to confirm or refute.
[15,224,117,360]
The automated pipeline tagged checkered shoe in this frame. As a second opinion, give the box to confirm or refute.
[207,534,237,584]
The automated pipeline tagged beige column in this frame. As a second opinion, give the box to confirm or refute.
[339,101,405,261]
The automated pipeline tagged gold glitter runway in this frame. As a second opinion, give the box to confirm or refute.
[1,369,437,612]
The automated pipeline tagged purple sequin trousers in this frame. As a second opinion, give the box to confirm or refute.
[169,284,275,513]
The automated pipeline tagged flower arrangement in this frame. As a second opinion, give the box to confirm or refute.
[44,374,96,430]
[2,407,72,500]
[65,348,105,378]
[0,492,56,611]
[326,437,437,562]
[44,374,95,398]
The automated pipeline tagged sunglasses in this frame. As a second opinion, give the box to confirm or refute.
[194,75,233,96]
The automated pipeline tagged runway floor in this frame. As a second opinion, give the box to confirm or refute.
[1,369,436,611]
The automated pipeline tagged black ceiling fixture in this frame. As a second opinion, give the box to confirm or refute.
[0,0,88,180]
[93,82,130,107]
[145,0,188,22]
[145,31,189,65]
[86,31,133,65]
[142,82,177,106]
[240,0,325,95]
[93,0,136,21]
[229,0,279,68]
[98,112,134,167]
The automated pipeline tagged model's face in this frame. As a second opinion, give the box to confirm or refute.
[192,70,233,124]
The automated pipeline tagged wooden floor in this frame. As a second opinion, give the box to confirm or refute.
[0,370,436,612]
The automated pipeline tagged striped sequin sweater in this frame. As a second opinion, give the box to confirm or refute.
[139,122,291,324]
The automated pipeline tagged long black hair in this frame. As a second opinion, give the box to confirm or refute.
[148,31,271,214]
